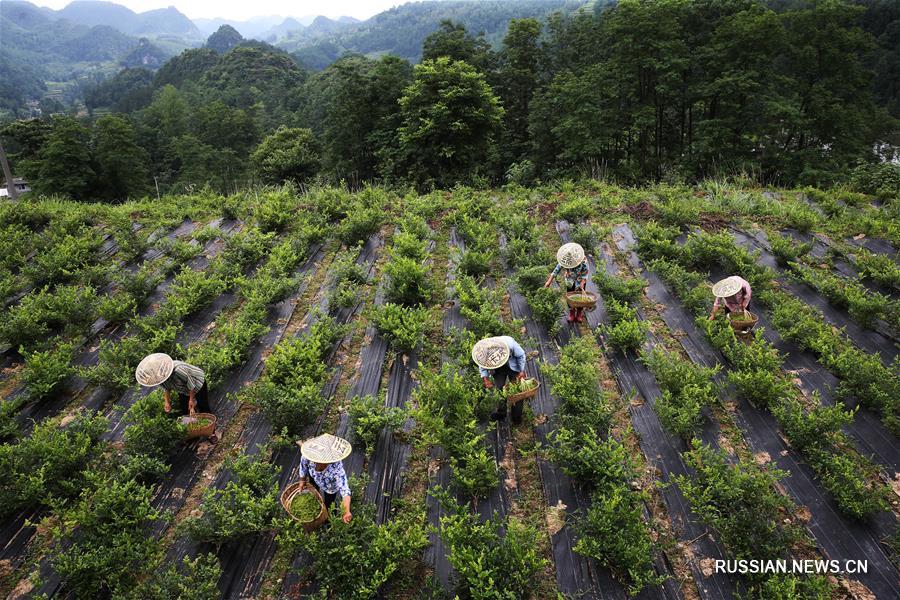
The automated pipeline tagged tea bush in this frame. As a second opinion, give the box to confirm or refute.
[279,502,427,600]
[20,341,76,400]
[593,271,646,305]
[434,489,548,599]
[371,303,428,354]
[0,284,98,351]
[543,336,612,434]
[122,554,222,600]
[768,233,812,267]
[349,395,407,456]
[855,249,900,288]
[599,299,647,352]
[571,223,604,251]
[457,248,491,277]
[548,428,634,489]
[51,475,162,597]
[634,221,680,262]
[796,265,895,331]
[184,450,280,544]
[556,195,594,222]
[391,231,429,262]
[339,203,383,246]
[640,347,718,438]
[0,413,108,517]
[524,286,563,335]
[645,258,710,314]
[26,226,103,287]
[514,265,547,292]
[385,254,433,306]
[122,390,186,463]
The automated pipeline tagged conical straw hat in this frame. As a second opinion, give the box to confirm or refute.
[557,243,585,269]
[712,276,742,298]
[298,433,352,464]
[135,353,174,387]
[471,337,510,370]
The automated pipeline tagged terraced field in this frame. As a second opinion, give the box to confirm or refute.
[0,182,897,599]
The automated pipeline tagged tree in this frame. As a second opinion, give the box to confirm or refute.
[206,25,243,55]
[395,57,503,188]
[251,126,320,185]
[22,116,95,200]
[92,115,149,201]
[497,18,543,166]
[421,20,496,73]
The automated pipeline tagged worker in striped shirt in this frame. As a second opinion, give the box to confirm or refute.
[135,353,213,423]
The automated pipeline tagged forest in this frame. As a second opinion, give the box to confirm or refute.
[2,0,900,200]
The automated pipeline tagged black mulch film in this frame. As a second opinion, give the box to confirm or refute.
[614,223,899,599]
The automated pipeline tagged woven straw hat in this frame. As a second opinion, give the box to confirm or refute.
[471,337,510,370]
[135,353,174,387]
[712,276,742,298]
[557,243,585,269]
[298,433,352,464]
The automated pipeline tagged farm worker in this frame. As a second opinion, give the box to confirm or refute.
[472,336,527,424]
[296,433,353,523]
[135,353,217,442]
[545,242,589,323]
[708,276,752,320]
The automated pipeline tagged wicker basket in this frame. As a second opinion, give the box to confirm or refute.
[505,379,540,405]
[729,311,759,335]
[565,291,597,309]
[281,482,328,532]
[181,413,217,439]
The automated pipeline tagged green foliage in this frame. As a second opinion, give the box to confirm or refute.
[548,428,635,490]
[50,476,162,597]
[251,126,320,186]
[593,271,646,305]
[122,554,222,600]
[434,489,548,599]
[338,203,383,246]
[524,285,563,335]
[348,395,407,456]
[634,221,681,262]
[575,482,666,595]
[543,336,611,433]
[556,195,594,221]
[676,440,797,561]
[184,450,279,545]
[457,249,491,277]
[855,249,900,288]
[599,298,647,352]
[394,57,503,188]
[384,254,433,307]
[122,390,185,464]
[1,283,98,350]
[769,233,812,267]
[640,347,718,438]
[279,502,427,600]
[796,265,896,330]
[20,341,76,400]
[371,303,428,353]
[849,162,900,198]
[0,413,108,518]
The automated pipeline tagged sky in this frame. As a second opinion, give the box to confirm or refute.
[35,0,404,21]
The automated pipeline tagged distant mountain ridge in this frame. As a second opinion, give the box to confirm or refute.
[49,0,201,39]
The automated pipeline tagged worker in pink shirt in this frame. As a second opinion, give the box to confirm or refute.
[708,276,752,320]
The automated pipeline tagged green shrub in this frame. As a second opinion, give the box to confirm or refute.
[26,227,103,287]
[122,554,222,600]
[449,434,499,500]
[752,573,832,600]
[575,482,666,595]
[676,440,796,561]
[646,258,711,315]
[634,221,680,261]
[769,233,812,267]
[278,502,427,600]
[349,395,407,456]
[571,223,604,251]
[158,237,202,264]
[371,303,429,353]
[384,254,432,306]
[556,196,594,222]
[458,249,491,277]
[339,204,383,246]
[855,250,900,288]
[184,450,279,545]
[783,202,819,233]
[525,286,563,335]
[20,341,76,400]
[220,228,274,271]
[122,390,186,463]
[50,476,162,597]
[848,162,900,198]
[543,336,612,433]
[639,347,718,438]
[391,231,428,262]
[253,189,298,232]
[98,293,137,323]
[593,271,646,305]
[514,265,547,292]
[0,413,108,518]
[727,368,793,408]
[434,490,548,599]
[0,284,98,351]
[548,428,635,490]
[600,299,647,351]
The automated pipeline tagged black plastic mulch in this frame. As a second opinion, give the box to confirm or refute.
[732,227,898,354]
[702,228,899,472]
[28,234,325,598]
[588,225,738,600]
[616,224,900,598]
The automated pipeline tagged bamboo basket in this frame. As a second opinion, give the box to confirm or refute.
[281,482,328,532]
[729,311,759,335]
[505,379,540,405]
[181,413,217,439]
[565,291,597,309]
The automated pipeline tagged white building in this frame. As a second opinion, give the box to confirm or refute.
[0,178,31,197]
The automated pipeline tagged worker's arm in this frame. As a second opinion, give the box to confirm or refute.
[341,496,352,523]
[545,264,562,288]
[163,389,171,413]
[297,459,309,490]
[516,370,526,381]
[188,389,196,415]
[742,283,752,310]
[708,296,721,320]
[483,376,494,389]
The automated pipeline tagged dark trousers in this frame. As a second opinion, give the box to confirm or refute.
[175,382,211,415]
[493,364,525,424]
[308,477,338,512]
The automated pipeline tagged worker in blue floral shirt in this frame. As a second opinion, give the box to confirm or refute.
[297,433,353,523]
[472,336,528,424]
[545,242,589,323]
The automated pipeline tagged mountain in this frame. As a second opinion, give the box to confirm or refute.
[282,0,590,70]
[56,1,201,39]
[260,17,304,42]
[193,14,318,38]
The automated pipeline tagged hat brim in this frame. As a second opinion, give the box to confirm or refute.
[557,243,585,269]
[712,278,742,298]
[472,338,511,370]
[135,353,174,387]
[298,435,352,464]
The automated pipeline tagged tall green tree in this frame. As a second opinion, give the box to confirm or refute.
[394,57,503,188]
[92,115,149,201]
[21,116,95,200]
[497,18,543,166]
[421,20,496,73]
[251,126,320,185]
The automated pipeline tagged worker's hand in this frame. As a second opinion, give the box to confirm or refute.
[517,371,526,382]
[708,314,715,321]
[188,399,196,416]
[483,377,494,389]
[163,398,171,413]
[342,511,352,523]
[297,480,306,492]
